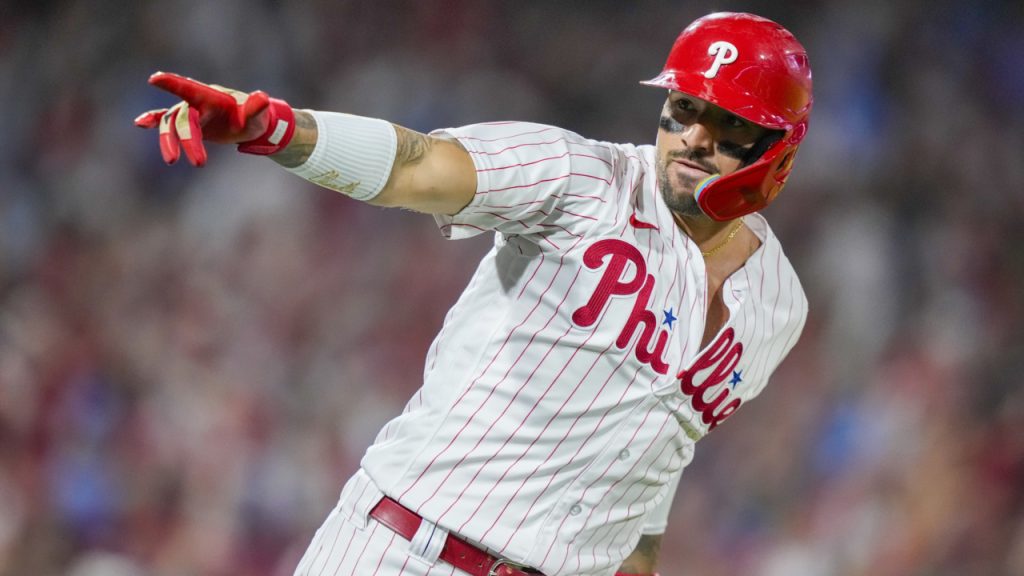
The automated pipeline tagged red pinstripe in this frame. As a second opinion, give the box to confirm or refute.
[422,559,457,576]
[480,198,550,208]
[564,192,607,202]
[538,223,582,239]
[342,520,381,576]
[538,233,561,251]
[654,263,683,384]
[676,247,699,361]
[496,363,645,555]
[397,555,412,576]
[426,267,487,373]
[745,243,770,382]
[775,274,806,366]
[430,268,583,523]
[370,531,398,576]
[555,207,598,221]
[468,136,600,156]
[314,480,372,575]
[306,542,325,575]
[478,169,613,195]
[617,169,643,230]
[461,126,556,142]
[582,416,680,568]
[477,192,611,210]
[608,152,623,228]
[642,210,655,262]
[748,246,781,383]
[398,239,582,506]
[517,251,547,300]
[476,151,569,172]
[450,310,602,535]
[734,267,754,345]
[542,399,664,570]
[754,246,794,386]
[440,222,488,234]
[569,152,613,168]
[475,322,623,545]
[564,409,672,574]
[395,251,552,503]
[477,174,571,195]
[569,171,613,185]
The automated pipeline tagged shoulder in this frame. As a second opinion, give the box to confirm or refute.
[431,122,654,243]
[745,214,809,320]
[433,121,650,166]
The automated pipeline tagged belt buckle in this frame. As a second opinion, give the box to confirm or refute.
[488,558,529,576]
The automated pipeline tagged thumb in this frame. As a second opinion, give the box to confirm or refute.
[233,90,271,131]
[134,108,167,129]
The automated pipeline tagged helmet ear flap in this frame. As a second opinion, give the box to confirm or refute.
[694,135,803,221]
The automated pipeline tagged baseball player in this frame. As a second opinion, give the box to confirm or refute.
[135,12,812,576]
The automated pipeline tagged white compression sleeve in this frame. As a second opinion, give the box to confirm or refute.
[285,111,397,202]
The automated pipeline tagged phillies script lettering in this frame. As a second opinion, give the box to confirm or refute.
[678,327,743,431]
[571,239,671,374]
[571,239,745,431]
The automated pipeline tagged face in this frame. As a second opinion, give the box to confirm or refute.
[656,91,770,218]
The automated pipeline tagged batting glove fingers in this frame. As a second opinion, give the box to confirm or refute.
[135,72,294,166]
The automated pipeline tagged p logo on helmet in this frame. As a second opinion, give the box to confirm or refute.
[703,41,738,78]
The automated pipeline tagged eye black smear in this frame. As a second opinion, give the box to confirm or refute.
[659,115,684,133]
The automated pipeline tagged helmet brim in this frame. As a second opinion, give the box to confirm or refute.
[641,71,804,131]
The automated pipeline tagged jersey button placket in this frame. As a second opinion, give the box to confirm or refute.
[569,504,582,516]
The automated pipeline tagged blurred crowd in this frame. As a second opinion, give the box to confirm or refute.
[1,0,1022,575]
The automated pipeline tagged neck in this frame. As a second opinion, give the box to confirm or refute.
[673,211,733,245]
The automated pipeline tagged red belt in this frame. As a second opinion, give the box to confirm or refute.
[369,497,542,576]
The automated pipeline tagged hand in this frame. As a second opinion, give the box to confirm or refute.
[134,72,295,166]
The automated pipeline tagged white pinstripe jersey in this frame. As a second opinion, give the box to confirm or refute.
[359,122,808,575]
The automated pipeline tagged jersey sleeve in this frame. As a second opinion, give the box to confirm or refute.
[430,122,623,242]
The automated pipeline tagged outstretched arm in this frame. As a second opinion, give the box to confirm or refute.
[269,110,476,215]
[136,72,476,216]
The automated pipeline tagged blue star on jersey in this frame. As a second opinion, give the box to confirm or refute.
[662,307,677,329]
[729,370,743,388]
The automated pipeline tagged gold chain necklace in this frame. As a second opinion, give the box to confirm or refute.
[701,219,745,258]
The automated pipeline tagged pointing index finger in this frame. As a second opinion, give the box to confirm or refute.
[148,71,234,109]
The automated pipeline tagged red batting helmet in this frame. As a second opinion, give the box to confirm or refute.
[642,12,813,221]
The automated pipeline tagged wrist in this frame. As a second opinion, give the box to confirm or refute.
[282,110,397,202]
[238,98,295,155]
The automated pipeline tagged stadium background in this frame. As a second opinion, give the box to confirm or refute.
[1,0,1022,574]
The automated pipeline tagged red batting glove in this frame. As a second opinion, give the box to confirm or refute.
[133,71,296,167]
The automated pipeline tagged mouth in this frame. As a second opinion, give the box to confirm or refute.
[671,157,715,178]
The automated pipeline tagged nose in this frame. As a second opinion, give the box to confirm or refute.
[680,121,714,154]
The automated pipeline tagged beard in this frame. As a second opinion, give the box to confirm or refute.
[657,156,706,218]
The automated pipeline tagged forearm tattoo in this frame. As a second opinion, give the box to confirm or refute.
[392,124,432,168]
[618,534,662,573]
[271,110,318,168]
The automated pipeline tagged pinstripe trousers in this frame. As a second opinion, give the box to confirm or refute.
[294,469,469,576]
